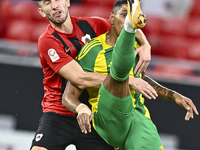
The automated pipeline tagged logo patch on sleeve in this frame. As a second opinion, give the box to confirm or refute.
[35,133,43,142]
[48,48,60,62]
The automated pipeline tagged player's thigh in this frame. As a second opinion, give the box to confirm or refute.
[125,110,163,150]
[94,84,134,148]
[30,112,78,150]
[103,75,130,98]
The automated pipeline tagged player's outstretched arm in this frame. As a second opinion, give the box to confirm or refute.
[143,75,199,120]
[134,29,151,76]
[62,81,93,134]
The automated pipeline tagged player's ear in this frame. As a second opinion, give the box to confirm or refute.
[66,0,70,7]
[109,13,115,25]
[38,8,46,17]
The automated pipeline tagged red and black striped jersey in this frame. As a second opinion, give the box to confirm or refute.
[38,16,111,116]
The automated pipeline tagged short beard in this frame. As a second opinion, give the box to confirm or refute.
[47,13,68,24]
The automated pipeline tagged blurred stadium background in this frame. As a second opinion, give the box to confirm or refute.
[0,0,199,149]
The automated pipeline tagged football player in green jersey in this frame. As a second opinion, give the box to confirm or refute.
[62,0,199,149]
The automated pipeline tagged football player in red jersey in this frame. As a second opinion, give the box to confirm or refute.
[30,0,156,150]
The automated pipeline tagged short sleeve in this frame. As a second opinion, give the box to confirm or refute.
[38,36,73,72]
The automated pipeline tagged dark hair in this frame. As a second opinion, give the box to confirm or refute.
[112,0,127,14]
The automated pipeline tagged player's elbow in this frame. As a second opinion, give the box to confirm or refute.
[76,82,87,89]
[72,74,90,89]
[62,93,74,112]
[62,93,68,109]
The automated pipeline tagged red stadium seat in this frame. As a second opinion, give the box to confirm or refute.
[70,4,111,18]
[0,0,12,20]
[147,34,162,56]
[189,0,200,17]
[163,36,190,59]
[5,20,33,42]
[142,15,163,36]
[187,17,200,39]
[188,41,200,61]
[161,17,189,37]
[6,2,36,21]
[153,65,194,79]
[31,22,48,42]
[150,35,190,60]
[69,4,89,17]
[0,0,10,37]
[83,6,111,18]
[82,0,115,8]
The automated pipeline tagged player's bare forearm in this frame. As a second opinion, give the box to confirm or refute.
[62,81,83,113]
[135,29,150,47]
[128,76,157,99]
[134,29,151,76]
[80,72,107,89]
[62,81,93,133]
[143,75,174,100]
[58,60,107,89]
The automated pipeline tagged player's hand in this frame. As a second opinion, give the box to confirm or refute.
[77,112,94,134]
[129,77,157,99]
[134,43,151,76]
[173,93,199,120]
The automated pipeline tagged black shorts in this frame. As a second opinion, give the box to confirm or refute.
[30,112,114,150]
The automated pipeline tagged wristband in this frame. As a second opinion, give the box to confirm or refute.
[76,103,91,115]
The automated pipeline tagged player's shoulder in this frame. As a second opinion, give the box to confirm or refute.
[85,33,104,48]
[37,25,62,53]
[38,24,55,41]
[76,35,103,61]
[38,24,60,46]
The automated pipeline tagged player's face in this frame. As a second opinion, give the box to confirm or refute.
[38,0,70,24]
[112,5,127,36]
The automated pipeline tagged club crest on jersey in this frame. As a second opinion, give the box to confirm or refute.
[81,34,91,44]
[48,48,60,62]
[35,133,43,142]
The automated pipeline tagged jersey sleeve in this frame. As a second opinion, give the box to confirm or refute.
[38,36,73,73]
[86,17,111,37]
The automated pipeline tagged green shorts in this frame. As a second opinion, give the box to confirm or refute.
[93,84,163,150]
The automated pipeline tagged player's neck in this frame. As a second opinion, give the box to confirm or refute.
[50,16,73,34]
[106,30,118,47]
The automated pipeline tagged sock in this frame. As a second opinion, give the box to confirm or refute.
[124,15,136,33]
[110,27,136,81]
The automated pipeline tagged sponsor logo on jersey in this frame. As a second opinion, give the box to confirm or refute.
[35,133,43,142]
[65,45,72,53]
[48,48,60,62]
[81,34,91,44]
